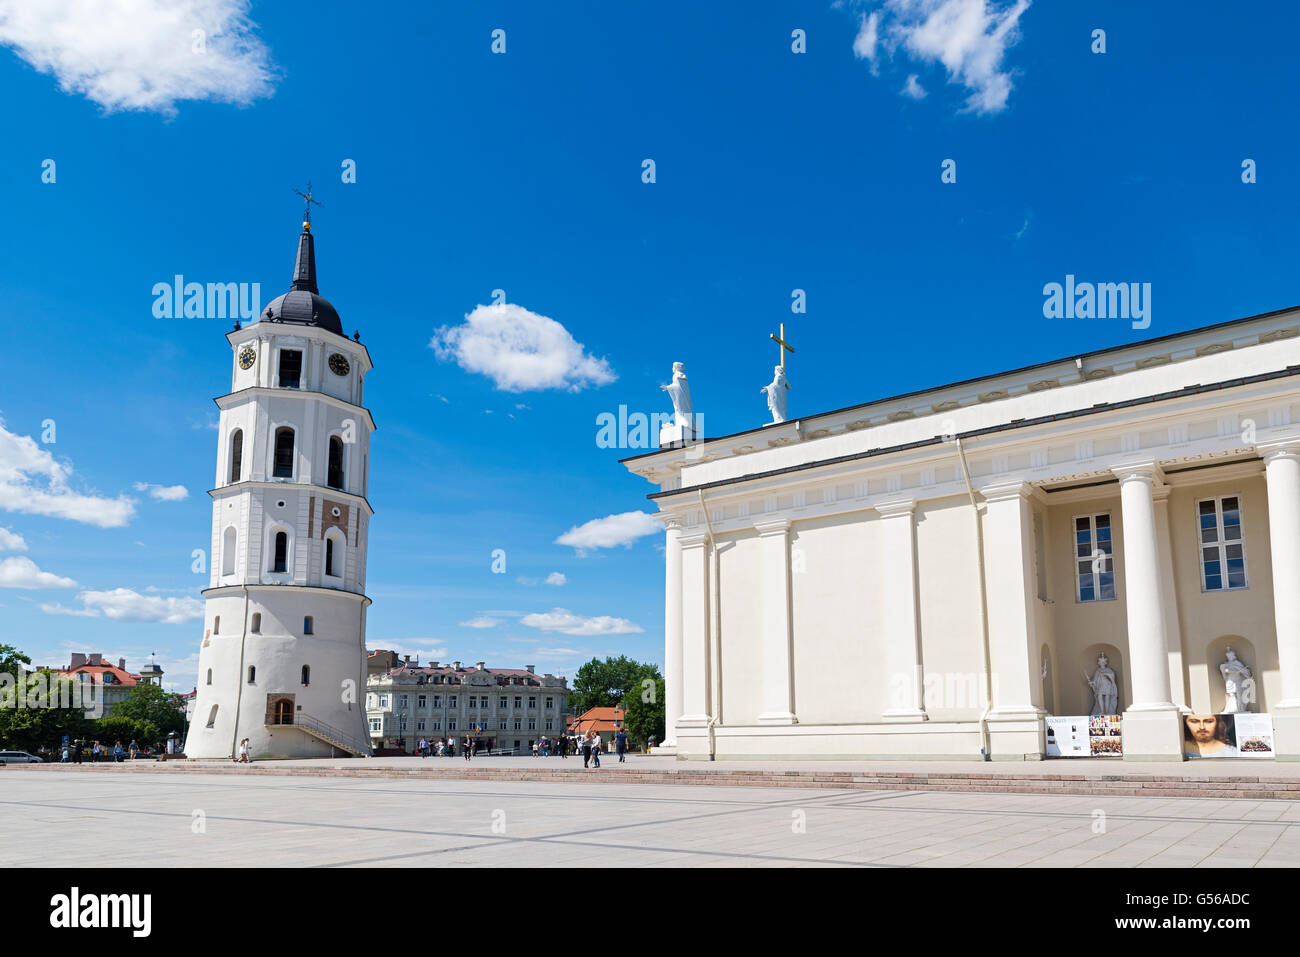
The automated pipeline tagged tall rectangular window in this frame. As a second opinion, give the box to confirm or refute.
[1074,513,1115,603]
[278,349,303,389]
[1199,496,1248,591]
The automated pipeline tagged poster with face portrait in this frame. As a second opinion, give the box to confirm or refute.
[1045,716,1090,756]
[1183,712,1275,758]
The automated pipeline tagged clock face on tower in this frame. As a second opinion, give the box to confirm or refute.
[328,353,351,376]
[238,345,256,370]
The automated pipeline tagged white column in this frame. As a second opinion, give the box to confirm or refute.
[979,483,1043,718]
[1112,462,1182,760]
[677,533,711,728]
[662,520,684,748]
[755,520,796,724]
[1262,441,1300,708]
[876,500,926,722]
[1112,464,1176,711]
[1153,488,1188,711]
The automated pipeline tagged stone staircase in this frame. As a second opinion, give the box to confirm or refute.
[270,711,371,757]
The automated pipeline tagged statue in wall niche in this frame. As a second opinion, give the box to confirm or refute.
[1220,647,1256,714]
[1084,653,1119,716]
[761,365,790,424]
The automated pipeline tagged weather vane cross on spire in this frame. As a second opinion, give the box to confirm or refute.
[293,181,322,230]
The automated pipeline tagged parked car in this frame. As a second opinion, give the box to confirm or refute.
[0,751,44,763]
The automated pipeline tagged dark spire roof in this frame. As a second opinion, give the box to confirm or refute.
[291,228,317,294]
[261,220,344,337]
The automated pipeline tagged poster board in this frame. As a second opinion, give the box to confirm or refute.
[1183,712,1275,758]
[1045,716,1090,757]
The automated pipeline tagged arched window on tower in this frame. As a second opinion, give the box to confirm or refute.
[272,531,288,573]
[229,429,243,483]
[301,665,311,686]
[325,537,337,577]
[273,427,295,478]
[222,526,237,576]
[206,668,213,686]
[328,435,345,490]
[251,612,261,633]
[247,665,256,684]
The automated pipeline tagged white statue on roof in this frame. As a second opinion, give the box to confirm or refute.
[761,365,789,424]
[659,361,696,445]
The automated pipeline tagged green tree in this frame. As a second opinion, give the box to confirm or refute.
[621,675,665,750]
[96,716,159,749]
[0,643,30,682]
[0,669,95,754]
[566,656,661,717]
[112,682,186,738]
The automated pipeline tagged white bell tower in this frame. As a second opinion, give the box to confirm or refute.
[185,201,375,759]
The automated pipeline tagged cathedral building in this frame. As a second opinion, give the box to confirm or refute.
[624,306,1300,762]
[184,211,374,759]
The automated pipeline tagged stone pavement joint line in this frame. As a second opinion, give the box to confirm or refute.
[9,759,1300,800]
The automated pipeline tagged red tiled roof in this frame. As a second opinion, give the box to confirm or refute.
[55,664,140,687]
[569,707,625,734]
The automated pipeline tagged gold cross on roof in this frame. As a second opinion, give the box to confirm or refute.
[771,322,795,370]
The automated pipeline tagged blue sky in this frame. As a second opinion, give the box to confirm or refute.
[0,0,1296,691]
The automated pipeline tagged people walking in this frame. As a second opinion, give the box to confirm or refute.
[237,737,250,763]
[581,733,592,768]
[616,728,628,762]
[128,740,138,760]
[591,731,602,768]
[463,735,472,761]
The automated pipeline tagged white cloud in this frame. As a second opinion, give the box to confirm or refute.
[853,11,880,67]
[460,617,501,629]
[0,556,76,589]
[555,511,661,554]
[0,527,26,551]
[39,601,98,617]
[901,73,927,98]
[62,587,204,623]
[368,641,450,662]
[431,302,616,392]
[133,482,189,502]
[0,420,136,527]
[0,0,276,115]
[851,0,1030,114]
[545,572,567,586]
[520,608,644,637]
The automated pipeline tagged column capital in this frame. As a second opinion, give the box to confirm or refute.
[978,480,1036,504]
[663,516,684,532]
[874,497,916,518]
[753,519,791,537]
[1258,438,1300,464]
[1111,460,1164,486]
[678,532,709,548]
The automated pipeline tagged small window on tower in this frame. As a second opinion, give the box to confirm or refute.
[273,428,295,478]
[327,436,345,490]
[304,616,314,635]
[278,349,303,389]
[325,537,337,577]
[272,531,288,573]
[213,615,220,635]
[206,705,218,728]
[301,665,311,686]
[206,669,213,686]
[229,429,243,483]
[251,613,261,633]
[248,666,256,684]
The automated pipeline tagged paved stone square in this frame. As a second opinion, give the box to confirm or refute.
[3,767,1300,867]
